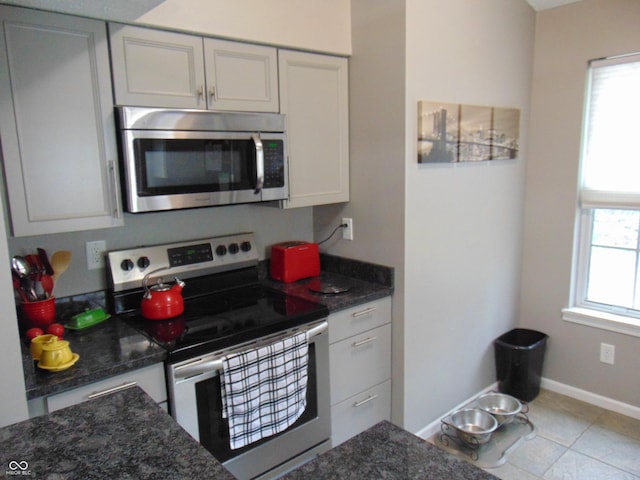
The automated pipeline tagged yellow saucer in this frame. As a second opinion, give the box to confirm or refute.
[38,353,80,372]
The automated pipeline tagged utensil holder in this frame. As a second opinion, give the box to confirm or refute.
[22,297,56,328]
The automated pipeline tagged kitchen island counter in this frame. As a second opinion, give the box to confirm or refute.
[284,420,497,480]
[0,386,233,479]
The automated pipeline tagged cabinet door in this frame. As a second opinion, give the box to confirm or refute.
[278,50,349,208]
[0,7,123,236]
[109,24,206,109]
[331,380,391,447]
[329,323,391,406]
[46,363,167,412]
[328,297,392,344]
[204,38,278,112]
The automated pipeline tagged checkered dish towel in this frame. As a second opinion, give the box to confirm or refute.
[221,331,309,450]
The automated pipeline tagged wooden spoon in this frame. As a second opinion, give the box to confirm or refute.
[51,250,72,290]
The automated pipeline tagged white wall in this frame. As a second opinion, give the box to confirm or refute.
[315,0,407,423]
[520,0,640,407]
[315,0,535,433]
[0,212,28,427]
[402,0,534,432]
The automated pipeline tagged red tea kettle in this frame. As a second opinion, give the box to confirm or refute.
[141,268,186,320]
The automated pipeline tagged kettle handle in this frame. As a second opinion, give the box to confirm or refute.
[142,266,170,298]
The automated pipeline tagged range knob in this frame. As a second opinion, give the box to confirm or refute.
[228,243,239,254]
[240,241,252,252]
[120,259,134,271]
[137,256,150,269]
[216,245,227,256]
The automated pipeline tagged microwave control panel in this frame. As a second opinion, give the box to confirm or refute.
[263,139,285,188]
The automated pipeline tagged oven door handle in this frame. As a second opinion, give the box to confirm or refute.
[253,134,264,195]
[173,320,328,380]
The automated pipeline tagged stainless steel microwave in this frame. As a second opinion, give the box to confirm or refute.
[116,106,288,213]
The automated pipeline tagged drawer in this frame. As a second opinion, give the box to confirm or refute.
[329,323,391,405]
[328,297,391,344]
[330,380,391,447]
[47,363,166,412]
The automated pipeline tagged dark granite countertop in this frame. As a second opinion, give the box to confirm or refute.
[263,271,392,313]
[284,421,497,480]
[22,318,166,400]
[0,386,233,480]
[23,255,393,401]
[262,254,394,313]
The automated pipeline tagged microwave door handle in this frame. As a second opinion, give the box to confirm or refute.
[252,134,264,194]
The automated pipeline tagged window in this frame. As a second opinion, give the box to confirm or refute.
[563,53,640,337]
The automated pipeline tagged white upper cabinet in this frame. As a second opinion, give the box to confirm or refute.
[278,50,349,208]
[203,38,279,112]
[0,6,122,236]
[109,24,278,112]
[109,24,205,109]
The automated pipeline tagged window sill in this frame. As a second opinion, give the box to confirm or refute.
[562,307,640,338]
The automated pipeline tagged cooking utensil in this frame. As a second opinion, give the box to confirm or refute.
[448,408,498,446]
[12,272,28,302]
[38,247,54,275]
[26,254,44,298]
[476,392,524,427]
[11,255,36,301]
[40,274,54,298]
[50,250,72,289]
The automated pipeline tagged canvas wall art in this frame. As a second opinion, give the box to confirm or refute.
[418,100,520,163]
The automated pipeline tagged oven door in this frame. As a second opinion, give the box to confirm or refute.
[167,320,331,480]
[120,129,288,213]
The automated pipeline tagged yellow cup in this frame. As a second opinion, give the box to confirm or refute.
[30,334,58,360]
[39,339,73,367]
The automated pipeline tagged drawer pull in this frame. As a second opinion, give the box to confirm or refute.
[352,336,377,347]
[87,381,138,400]
[352,306,377,318]
[353,394,378,408]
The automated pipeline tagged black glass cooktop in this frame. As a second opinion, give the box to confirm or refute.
[124,284,329,363]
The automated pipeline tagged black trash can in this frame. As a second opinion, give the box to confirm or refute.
[494,328,548,402]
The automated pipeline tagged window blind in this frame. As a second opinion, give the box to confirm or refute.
[580,53,640,209]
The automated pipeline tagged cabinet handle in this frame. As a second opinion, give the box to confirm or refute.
[108,160,121,219]
[352,336,377,348]
[353,394,378,408]
[352,307,377,318]
[209,86,216,100]
[197,85,204,99]
[86,381,137,400]
[253,135,264,194]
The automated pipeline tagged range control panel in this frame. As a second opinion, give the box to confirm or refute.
[107,232,259,292]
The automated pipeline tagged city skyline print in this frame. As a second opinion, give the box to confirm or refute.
[418,100,520,163]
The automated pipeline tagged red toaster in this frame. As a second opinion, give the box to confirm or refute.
[270,241,320,283]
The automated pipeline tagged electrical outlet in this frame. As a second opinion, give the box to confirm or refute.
[86,240,107,270]
[600,343,615,365]
[342,217,354,240]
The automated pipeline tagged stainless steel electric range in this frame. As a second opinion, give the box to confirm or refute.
[106,232,331,480]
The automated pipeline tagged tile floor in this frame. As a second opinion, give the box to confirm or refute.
[433,389,640,479]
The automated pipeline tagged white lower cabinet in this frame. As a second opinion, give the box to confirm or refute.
[46,363,167,413]
[331,380,391,447]
[328,297,391,446]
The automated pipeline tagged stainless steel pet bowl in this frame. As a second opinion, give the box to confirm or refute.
[449,408,498,445]
[477,392,522,426]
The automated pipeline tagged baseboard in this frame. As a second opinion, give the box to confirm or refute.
[415,382,499,440]
[541,378,640,420]
[415,378,640,440]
